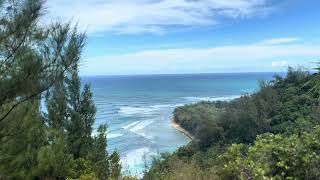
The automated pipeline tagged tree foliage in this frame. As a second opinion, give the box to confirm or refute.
[0,0,85,122]
[0,0,122,179]
[219,126,320,179]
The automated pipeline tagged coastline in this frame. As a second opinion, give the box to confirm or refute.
[170,120,194,141]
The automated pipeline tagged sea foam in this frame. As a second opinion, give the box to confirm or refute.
[118,104,172,116]
[184,95,241,102]
[129,120,154,132]
[122,121,141,130]
[121,147,156,178]
[121,147,151,165]
[108,133,123,139]
[121,120,155,139]
[118,107,155,116]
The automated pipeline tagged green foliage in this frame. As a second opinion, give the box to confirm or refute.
[173,68,318,148]
[109,151,122,180]
[67,172,99,180]
[173,101,222,135]
[216,144,249,180]
[45,79,68,132]
[122,176,139,180]
[173,101,223,148]
[45,66,121,180]
[67,158,95,179]
[89,124,110,179]
[144,152,218,180]
[0,0,85,122]
[219,126,320,179]
[36,137,74,178]
[65,68,96,159]
[0,101,46,179]
[0,0,122,179]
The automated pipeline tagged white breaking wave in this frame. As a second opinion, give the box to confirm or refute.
[121,147,151,166]
[149,104,172,109]
[122,121,141,130]
[130,120,154,132]
[108,133,123,139]
[118,104,172,116]
[136,132,154,141]
[118,107,155,116]
[122,120,154,139]
[184,95,241,102]
[121,147,157,178]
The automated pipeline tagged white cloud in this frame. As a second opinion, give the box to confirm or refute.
[271,60,289,68]
[45,0,273,34]
[259,37,300,45]
[81,38,320,75]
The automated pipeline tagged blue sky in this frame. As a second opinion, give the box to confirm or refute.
[46,0,320,75]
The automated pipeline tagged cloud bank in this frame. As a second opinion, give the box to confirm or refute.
[46,0,273,34]
[81,38,319,75]
[271,60,289,68]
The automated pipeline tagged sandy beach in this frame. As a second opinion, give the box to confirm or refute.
[170,120,194,141]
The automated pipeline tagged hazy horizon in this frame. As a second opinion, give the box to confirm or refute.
[80,71,289,77]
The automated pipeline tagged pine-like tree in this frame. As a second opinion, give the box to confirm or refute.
[0,0,85,122]
[66,66,96,159]
[0,100,46,179]
[89,124,110,179]
[0,0,122,179]
[109,151,122,180]
[46,79,68,132]
[35,136,74,179]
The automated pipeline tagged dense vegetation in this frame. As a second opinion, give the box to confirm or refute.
[144,67,320,180]
[0,0,121,179]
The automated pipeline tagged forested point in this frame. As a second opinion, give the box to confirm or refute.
[0,0,122,179]
[143,67,320,180]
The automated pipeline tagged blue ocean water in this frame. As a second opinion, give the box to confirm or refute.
[82,72,280,176]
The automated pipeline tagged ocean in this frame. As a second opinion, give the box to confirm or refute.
[82,72,280,176]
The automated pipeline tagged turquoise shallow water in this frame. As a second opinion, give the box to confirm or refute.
[82,72,281,176]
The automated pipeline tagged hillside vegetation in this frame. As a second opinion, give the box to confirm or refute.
[144,67,320,180]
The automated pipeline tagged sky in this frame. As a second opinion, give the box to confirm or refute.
[45,0,320,75]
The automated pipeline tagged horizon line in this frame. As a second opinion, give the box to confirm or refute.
[80,71,289,77]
